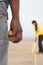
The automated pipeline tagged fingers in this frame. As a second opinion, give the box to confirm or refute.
[13,32,22,43]
[8,30,22,43]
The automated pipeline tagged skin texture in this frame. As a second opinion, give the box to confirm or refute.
[8,0,23,43]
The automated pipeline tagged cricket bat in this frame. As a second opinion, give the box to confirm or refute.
[31,42,36,54]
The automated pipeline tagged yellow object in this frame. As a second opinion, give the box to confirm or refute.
[31,42,36,54]
[31,23,43,54]
[34,24,43,38]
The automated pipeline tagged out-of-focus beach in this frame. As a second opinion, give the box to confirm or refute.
[8,38,43,65]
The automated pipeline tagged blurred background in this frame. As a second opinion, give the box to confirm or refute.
[7,0,43,65]
[7,0,43,38]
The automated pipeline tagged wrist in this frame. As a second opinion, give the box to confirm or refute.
[12,16,19,21]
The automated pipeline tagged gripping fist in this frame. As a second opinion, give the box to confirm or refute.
[8,18,23,43]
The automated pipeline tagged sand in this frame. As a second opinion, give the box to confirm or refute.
[8,38,43,65]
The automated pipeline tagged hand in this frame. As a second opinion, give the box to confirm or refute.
[8,18,23,43]
[10,18,23,33]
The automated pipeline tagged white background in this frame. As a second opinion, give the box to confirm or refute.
[7,0,43,38]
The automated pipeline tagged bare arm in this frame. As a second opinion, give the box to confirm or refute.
[8,0,23,43]
[9,0,22,31]
[9,0,19,20]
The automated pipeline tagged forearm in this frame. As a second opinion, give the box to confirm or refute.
[9,0,19,20]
